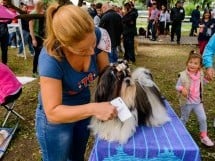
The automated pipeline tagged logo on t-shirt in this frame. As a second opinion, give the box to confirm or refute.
[68,72,97,95]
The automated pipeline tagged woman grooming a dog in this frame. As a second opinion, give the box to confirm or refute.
[35,3,117,161]
[176,50,214,147]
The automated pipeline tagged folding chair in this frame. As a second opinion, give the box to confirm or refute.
[0,63,25,158]
[0,88,25,158]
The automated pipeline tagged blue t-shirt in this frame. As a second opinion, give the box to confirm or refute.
[38,28,104,106]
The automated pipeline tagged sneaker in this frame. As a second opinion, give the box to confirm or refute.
[10,45,16,48]
[29,52,35,56]
[16,54,25,57]
[201,136,214,147]
[150,38,156,41]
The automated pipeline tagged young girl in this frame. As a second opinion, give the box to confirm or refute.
[159,5,170,35]
[176,50,214,147]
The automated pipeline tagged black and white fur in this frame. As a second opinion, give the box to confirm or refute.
[132,67,171,126]
[89,61,170,144]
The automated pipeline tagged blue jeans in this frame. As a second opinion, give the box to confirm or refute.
[35,106,90,161]
[18,30,34,54]
[181,103,207,132]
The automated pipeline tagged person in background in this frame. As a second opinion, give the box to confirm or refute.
[35,3,117,161]
[17,3,35,57]
[204,3,212,12]
[202,33,215,81]
[211,7,215,20]
[146,0,154,38]
[93,2,102,27]
[189,5,200,37]
[99,2,122,63]
[159,4,170,36]
[122,2,138,64]
[0,0,13,64]
[88,3,97,19]
[176,50,214,147]
[148,1,159,41]
[202,33,215,130]
[170,0,185,44]
[197,10,214,55]
[29,0,45,77]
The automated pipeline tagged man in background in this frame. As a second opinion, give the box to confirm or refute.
[189,5,200,37]
[170,0,185,44]
[99,2,122,63]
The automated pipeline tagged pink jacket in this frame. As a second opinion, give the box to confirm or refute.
[0,63,22,104]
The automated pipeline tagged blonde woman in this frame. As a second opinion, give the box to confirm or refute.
[35,3,117,161]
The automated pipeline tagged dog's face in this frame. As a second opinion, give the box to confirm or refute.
[95,62,136,109]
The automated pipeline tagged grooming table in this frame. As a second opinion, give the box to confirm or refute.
[89,100,201,161]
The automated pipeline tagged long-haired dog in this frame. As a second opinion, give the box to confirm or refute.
[89,61,170,144]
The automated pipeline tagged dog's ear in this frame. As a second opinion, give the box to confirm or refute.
[135,82,152,125]
[95,66,119,102]
[148,86,166,107]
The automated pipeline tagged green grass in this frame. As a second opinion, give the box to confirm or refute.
[1,44,215,161]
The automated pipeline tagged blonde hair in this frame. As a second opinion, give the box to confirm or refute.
[44,3,95,60]
[186,50,203,67]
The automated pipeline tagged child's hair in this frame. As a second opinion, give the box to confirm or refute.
[186,50,202,67]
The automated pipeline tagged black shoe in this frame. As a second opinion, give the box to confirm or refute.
[150,38,156,41]
[171,39,174,42]
[177,41,180,45]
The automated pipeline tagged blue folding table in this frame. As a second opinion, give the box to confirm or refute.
[89,100,201,161]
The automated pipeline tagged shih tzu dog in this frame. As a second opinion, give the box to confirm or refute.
[131,67,171,126]
[89,60,170,144]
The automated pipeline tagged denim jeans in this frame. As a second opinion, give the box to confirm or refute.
[18,30,34,54]
[9,27,19,47]
[149,20,157,40]
[35,106,90,161]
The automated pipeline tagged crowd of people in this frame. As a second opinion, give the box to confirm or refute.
[0,0,215,160]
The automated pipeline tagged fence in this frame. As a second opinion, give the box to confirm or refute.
[137,15,191,23]
[137,10,191,23]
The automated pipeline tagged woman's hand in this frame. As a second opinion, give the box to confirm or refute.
[93,102,118,121]
[32,39,37,47]
[205,67,215,81]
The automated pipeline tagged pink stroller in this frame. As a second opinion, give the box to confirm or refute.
[0,63,24,158]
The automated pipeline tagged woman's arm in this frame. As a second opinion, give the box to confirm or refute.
[202,34,215,80]
[40,76,117,124]
[176,77,188,97]
[96,51,109,72]
[29,19,37,47]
